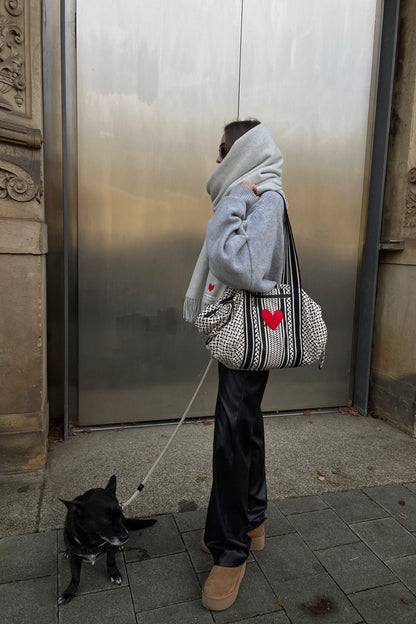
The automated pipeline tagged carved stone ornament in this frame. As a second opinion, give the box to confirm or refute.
[0,0,26,113]
[404,168,416,231]
[0,119,42,147]
[0,158,38,202]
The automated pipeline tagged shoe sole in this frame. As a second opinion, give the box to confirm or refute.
[201,531,265,553]
[202,562,246,611]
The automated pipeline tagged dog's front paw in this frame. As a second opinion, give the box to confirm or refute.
[58,580,79,605]
[58,591,75,605]
[110,573,123,585]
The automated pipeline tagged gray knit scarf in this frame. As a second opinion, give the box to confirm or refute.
[183,123,284,323]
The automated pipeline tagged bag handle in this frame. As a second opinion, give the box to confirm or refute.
[278,193,303,366]
[279,193,302,292]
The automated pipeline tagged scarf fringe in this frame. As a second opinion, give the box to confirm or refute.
[183,297,202,323]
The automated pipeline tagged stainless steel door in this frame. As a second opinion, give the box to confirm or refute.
[239,0,380,410]
[76,0,380,425]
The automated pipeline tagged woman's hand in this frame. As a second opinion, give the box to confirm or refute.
[238,180,259,195]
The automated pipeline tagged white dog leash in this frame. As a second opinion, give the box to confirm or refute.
[122,357,214,508]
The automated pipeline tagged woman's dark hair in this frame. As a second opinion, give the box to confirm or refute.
[223,119,261,156]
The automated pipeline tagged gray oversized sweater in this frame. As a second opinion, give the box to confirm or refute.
[205,185,285,292]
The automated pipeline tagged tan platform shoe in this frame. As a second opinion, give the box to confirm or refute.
[247,521,266,551]
[202,562,246,611]
[201,518,266,553]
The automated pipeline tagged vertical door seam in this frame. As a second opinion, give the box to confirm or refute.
[237,0,244,120]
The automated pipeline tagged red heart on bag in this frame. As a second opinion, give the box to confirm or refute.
[208,284,215,292]
[262,309,283,330]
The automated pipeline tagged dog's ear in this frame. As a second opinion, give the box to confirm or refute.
[105,475,117,494]
[60,499,84,513]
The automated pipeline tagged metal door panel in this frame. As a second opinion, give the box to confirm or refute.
[77,0,381,424]
[239,0,379,410]
[77,0,241,424]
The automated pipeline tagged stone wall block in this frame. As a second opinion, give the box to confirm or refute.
[381,0,416,242]
[0,409,46,434]
[0,430,48,473]
[0,254,46,415]
[0,219,47,253]
[371,261,416,434]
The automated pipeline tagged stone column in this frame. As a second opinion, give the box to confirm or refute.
[0,0,48,471]
[371,0,416,434]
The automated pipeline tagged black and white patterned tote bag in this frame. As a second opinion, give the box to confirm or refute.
[195,200,327,371]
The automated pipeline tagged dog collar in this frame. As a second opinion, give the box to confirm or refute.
[73,536,106,548]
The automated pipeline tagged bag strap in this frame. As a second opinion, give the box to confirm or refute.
[278,193,303,366]
[279,194,302,291]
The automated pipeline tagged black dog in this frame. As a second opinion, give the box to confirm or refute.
[58,475,155,605]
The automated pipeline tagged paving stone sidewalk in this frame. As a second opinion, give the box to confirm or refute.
[3,484,416,623]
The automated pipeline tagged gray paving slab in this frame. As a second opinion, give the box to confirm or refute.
[123,513,184,562]
[315,541,397,594]
[58,549,128,597]
[135,599,215,624]
[321,490,387,524]
[404,482,416,495]
[264,500,295,536]
[5,487,416,624]
[272,572,362,624]
[349,583,416,624]
[253,533,324,583]
[235,613,291,624]
[182,528,216,573]
[174,508,207,532]
[198,562,282,624]
[58,586,136,624]
[385,554,416,594]
[0,530,57,582]
[0,576,58,624]
[58,527,66,552]
[276,495,328,516]
[287,509,359,551]
[363,484,416,530]
[127,552,201,613]
[351,517,416,560]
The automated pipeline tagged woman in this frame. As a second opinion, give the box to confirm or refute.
[184,120,286,611]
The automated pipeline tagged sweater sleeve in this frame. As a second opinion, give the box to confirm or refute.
[206,186,284,291]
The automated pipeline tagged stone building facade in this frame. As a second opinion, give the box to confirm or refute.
[0,0,48,472]
[371,0,416,435]
[0,0,48,471]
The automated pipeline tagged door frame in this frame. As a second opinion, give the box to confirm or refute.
[353,0,400,415]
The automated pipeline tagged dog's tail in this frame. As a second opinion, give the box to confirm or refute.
[124,517,156,530]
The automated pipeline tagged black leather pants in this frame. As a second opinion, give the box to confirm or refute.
[204,362,269,567]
